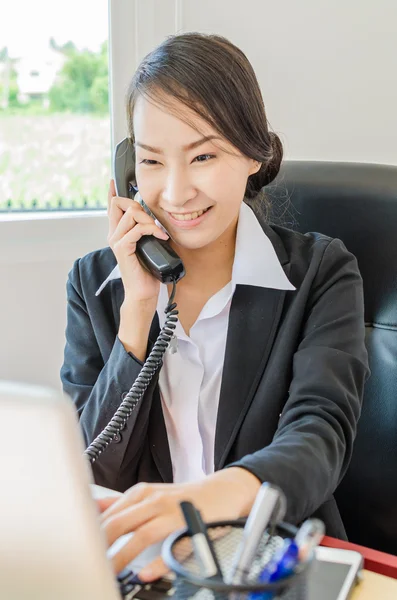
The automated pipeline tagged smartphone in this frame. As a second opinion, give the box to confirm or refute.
[309,546,363,600]
[113,137,185,284]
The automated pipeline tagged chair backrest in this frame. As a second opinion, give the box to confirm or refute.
[266,161,397,555]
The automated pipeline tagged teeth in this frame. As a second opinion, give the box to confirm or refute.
[171,208,208,221]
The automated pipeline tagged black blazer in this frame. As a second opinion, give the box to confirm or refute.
[61,212,369,539]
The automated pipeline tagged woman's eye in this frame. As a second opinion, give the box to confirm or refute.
[140,159,159,165]
[194,154,215,163]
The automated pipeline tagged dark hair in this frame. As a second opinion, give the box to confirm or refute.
[126,32,283,207]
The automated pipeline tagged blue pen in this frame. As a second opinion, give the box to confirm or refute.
[249,538,299,600]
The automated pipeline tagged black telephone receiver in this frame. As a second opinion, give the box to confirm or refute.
[113,137,185,284]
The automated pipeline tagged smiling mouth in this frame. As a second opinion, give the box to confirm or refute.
[169,207,211,221]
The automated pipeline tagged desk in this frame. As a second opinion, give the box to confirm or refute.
[352,569,397,599]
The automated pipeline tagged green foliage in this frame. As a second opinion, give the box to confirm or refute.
[0,41,109,115]
[49,42,109,114]
[0,46,8,61]
[90,75,109,113]
[8,80,21,108]
[49,37,77,55]
[0,48,21,108]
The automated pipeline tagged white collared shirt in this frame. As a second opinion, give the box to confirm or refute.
[96,202,295,483]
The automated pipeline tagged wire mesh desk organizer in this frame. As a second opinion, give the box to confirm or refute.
[162,483,325,600]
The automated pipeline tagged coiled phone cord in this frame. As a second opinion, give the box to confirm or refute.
[84,280,178,463]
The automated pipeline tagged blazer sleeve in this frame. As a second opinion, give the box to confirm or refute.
[60,258,157,489]
[228,238,370,525]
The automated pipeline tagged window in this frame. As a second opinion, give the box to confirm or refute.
[0,0,110,213]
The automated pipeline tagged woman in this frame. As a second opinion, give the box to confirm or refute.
[61,33,369,581]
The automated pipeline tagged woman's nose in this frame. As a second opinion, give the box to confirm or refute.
[162,170,196,207]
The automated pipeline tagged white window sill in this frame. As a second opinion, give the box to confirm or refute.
[0,210,107,222]
[0,210,109,265]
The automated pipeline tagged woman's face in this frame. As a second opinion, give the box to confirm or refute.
[133,94,260,251]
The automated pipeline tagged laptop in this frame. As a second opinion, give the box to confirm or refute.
[0,381,173,600]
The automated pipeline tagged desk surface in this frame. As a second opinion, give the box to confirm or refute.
[352,569,397,599]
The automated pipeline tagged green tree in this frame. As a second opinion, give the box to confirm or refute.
[0,47,21,109]
[0,46,8,62]
[49,37,77,55]
[49,41,109,113]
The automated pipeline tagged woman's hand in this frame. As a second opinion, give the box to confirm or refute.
[107,180,169,359]
[100,467,261,582]
[107,179,169,304]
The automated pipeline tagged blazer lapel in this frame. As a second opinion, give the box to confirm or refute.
[148,386,173,483]
[147,313,174,482]
[214,219,293,470]
[148,313,173,483]
[110,278,124,331]
[214,283,289,469]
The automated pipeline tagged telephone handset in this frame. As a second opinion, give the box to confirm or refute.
[113,137,185,284]
[83,138,184,464]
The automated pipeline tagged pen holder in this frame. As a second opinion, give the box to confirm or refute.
[162,519,311,600]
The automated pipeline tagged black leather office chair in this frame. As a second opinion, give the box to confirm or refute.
[266,161,397,555]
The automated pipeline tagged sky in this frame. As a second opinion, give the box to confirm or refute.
[0,0,109,57]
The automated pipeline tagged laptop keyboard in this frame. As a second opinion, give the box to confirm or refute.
[117,568,174,599]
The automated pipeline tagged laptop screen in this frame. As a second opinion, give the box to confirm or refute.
[0,381,120,600]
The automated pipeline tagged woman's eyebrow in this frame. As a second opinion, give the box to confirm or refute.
[134,135,221,154]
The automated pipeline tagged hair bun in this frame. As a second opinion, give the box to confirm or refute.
[265,132,283,185]
[246,132,283,199]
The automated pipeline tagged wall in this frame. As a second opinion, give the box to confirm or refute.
[177,0,397,165]
[112,0,397,166]
[0,213,108,389]
[1,0,396,389]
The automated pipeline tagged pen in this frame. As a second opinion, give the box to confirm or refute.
[250,520,325,599]
[229,482,287,584]
[249,538,299,600]
[294,518,325,562]
[179,501,223,580]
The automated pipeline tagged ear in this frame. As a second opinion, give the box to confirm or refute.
[248,160,262,176]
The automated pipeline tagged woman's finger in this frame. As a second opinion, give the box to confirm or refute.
[101,483,156,526]
[101,483,153,522]
[107,179,117,211]
[96,496,120,514]
[108,196,130,236]
[103,488,180,546]
[109,205,156,246]
[107,193,141,236]
[138,555,170,583]
[102,497,160,547]
[102,482,175,522]
[110,516,178,574]
[113,222,169,255]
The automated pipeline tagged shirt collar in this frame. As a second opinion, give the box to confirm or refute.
[95,201,295,297]
[232,201,295,290]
